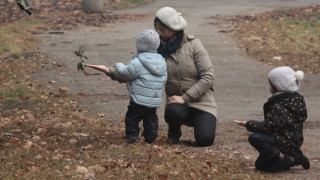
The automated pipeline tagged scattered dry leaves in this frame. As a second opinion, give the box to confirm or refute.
[211,5,320,74]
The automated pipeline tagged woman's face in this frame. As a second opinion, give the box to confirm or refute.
[155,21,177,39]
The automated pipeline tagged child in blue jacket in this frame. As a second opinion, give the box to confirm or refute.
[234,66,310,172]
[86,30,167,143]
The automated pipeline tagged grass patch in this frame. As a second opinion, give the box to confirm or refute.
[0,85,35,110]
[105,0,154,9]
[0,85,32,99]
[234,5,320,74]
[0,19,44,57]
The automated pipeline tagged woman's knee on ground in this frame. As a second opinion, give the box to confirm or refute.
[195,133,215,147]
[164,104,186,125]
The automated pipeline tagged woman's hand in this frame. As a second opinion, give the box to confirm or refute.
[167,95,185,104]
[233,120,247,127]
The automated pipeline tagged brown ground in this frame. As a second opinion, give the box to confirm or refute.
[4,0,320,179]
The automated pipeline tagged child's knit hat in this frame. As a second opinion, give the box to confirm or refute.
[155,7,187,31]
[268,66,304,93]
[136,29,160,53]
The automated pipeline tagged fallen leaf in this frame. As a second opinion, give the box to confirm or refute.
[52,154,63,160]
[212,168,219,174]
[8,138,19,145]
[98,113,105,117]
[24,140,33,149]
[59,87,69,92]
[76,166,88,174]
[190,172,198,180]
[69,139,78,144]
[158,174,168,180]
[82,144,93,150]
[72,132,89,137]
[221,166,229,171]
[244,155,252,160]
[32,136,41,142]
[35,155,43,160]
[89,164,105,173]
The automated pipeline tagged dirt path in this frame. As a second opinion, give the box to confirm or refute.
[32,0,320,179]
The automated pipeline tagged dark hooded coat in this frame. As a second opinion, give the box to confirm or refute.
[246,92,307,156]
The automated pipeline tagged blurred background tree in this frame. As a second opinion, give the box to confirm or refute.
[81,0,104,13]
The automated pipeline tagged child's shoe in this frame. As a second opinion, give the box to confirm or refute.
[145,138,156,144]
[294,154,310,169]
[125,138,138,144]
[276,154,294,171]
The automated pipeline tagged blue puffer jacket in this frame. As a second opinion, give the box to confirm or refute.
[115,52,167,108]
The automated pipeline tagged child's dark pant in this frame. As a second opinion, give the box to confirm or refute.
[125,101,158,143]
[248,132,281,171]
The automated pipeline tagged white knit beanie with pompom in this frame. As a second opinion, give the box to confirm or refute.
[268,66,304,93]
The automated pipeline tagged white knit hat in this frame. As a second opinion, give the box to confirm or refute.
[155,7,187,31]
[268,66,304,93]
[136,29,160,53]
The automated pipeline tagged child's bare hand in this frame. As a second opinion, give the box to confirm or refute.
[85,64,92,67]
[233,120,247,127]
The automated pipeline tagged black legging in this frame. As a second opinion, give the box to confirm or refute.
[164,103,217,147]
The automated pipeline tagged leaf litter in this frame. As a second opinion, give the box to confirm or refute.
[4,1,320,180]
[211,4,320,74]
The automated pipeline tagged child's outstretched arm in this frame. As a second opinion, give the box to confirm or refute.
[234,120,247,127]
[85,64,110,75]
[86,64,126,83]
[115,61,138,81]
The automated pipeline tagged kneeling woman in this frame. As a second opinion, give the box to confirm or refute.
[154,7,218,146]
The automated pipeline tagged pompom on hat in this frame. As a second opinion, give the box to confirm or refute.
[155,7,187,31]
[268,66,304,93]
[136,29,160,53]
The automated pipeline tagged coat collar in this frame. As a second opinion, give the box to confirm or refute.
[170,31,196,62]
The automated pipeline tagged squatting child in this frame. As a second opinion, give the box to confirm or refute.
[85,29,167,144]
[234,66,310,172]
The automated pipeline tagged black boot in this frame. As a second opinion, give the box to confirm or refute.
[294,154,310,170]
[276,154,294,171]
[166,127,182,144]
[125,138,138,144]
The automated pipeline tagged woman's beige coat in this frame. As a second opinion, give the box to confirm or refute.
[165,31,218,118]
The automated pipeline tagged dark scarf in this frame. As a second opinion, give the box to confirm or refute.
[157,30,183,58]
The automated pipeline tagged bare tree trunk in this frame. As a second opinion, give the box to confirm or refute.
[81,0,104,13]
